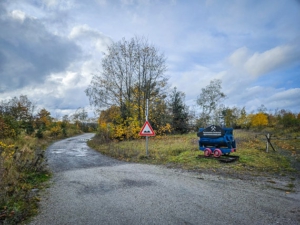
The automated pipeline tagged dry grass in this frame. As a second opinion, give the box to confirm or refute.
[0,134,51,224]
[88,130,296,175]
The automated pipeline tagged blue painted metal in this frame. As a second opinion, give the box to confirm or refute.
[197,125,236,156]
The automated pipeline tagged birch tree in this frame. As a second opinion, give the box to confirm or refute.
[196,79,226,126]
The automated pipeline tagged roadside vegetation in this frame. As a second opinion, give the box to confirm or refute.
[1,36,299,224]
[85,36,299,183]
[88,129,299,176]
[0,95,97,224]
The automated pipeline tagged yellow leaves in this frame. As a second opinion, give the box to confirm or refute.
[113,124,126,140]
[156,123,172,136]
[0,117,17,138]
[251,112,268,128]
[36,108,52,128]
[111,117,141,140]
[0,141,15,163]
[49,125,62,137]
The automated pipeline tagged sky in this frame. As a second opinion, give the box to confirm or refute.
[0,0,300,119]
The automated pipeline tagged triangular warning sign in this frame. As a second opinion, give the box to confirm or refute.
[139,121,155,136]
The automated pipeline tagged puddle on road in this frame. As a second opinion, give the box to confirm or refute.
[52,147,88,157]
[52,149,64,154]
[69,148,88,157]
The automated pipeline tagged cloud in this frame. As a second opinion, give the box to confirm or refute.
[41,0,76,10]
[245,45,300,77]
[0,7,81,92]
[267,88,300,110]
[69,25,112,53]
[11,9,27,21]
[0,0,299,117]
[229,44,300,77]
[223,85,300,113]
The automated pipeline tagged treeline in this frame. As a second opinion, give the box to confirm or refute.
[199,106,300,131]
[0,95,96,140]
[85,37,299,141]
[85,37,192,140]
[95,93,300,141]
[96,87,189,140]
[0,95,97,224]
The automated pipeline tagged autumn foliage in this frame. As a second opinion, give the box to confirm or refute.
[0,95,96,224]
[250,112,268,128]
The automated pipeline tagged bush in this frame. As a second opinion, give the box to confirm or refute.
[35,128,43,139]
[49,125,62,137]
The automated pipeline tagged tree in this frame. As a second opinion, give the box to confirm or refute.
[251,112,268,129]
[236,107,251,129]
[218,106,241,128]
[279,111,298,128]
[35,108,52,129]
[257,104,267,113]
[0,95,35,136]
[72,108,88,123]
[196,79,226,126]
[149,97,171,135]
[71,107,89,131]
[85,36,168,125]
[168,87,189,134]
[0,95,34,122]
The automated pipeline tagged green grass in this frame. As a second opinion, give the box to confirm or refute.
[88,130,297,175]
[0,171,52,225]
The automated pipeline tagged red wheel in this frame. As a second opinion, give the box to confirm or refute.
[204,148,212,157]
[213,149,222,158]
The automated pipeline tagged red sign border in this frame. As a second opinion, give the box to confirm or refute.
[139,121,155,136]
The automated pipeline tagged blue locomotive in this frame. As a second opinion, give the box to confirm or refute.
[197,125,236,157]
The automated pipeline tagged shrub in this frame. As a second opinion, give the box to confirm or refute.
[49,125,62,137]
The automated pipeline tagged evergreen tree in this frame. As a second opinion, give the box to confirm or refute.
[169,87,189,134]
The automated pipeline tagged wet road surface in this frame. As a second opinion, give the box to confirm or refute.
[29,133,300,225]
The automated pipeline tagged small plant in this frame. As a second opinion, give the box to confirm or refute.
[35,127,43,139]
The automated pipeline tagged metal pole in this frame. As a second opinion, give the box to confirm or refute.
[146,99,148,121]
[146,99,149,156]
[266,133,269,152]
[146,136,149,156]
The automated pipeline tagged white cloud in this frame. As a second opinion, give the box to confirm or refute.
[229,44,300,77]
[269,88,300,101]
[10,10,27,22]
[224,86,300,113]
[228,47,249,69]
[69,25,112,53]
[0,0,299,117]
[245,45,299,77]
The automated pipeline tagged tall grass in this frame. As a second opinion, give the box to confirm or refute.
[0,122,85,224]
[88,130,296,175]
[0,134,51,224]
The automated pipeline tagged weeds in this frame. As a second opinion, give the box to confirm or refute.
[0,134,51,224]
[88,130,297,176]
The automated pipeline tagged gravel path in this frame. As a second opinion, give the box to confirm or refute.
[29,133,300,225]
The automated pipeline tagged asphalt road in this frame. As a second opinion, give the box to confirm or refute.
[29,133,300,225]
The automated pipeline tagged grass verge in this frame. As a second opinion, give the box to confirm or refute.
[0,134,53,225]
[0,130,85,225]
[88,130,298,177]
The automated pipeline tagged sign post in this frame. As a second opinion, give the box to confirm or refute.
[139,99,155,155]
